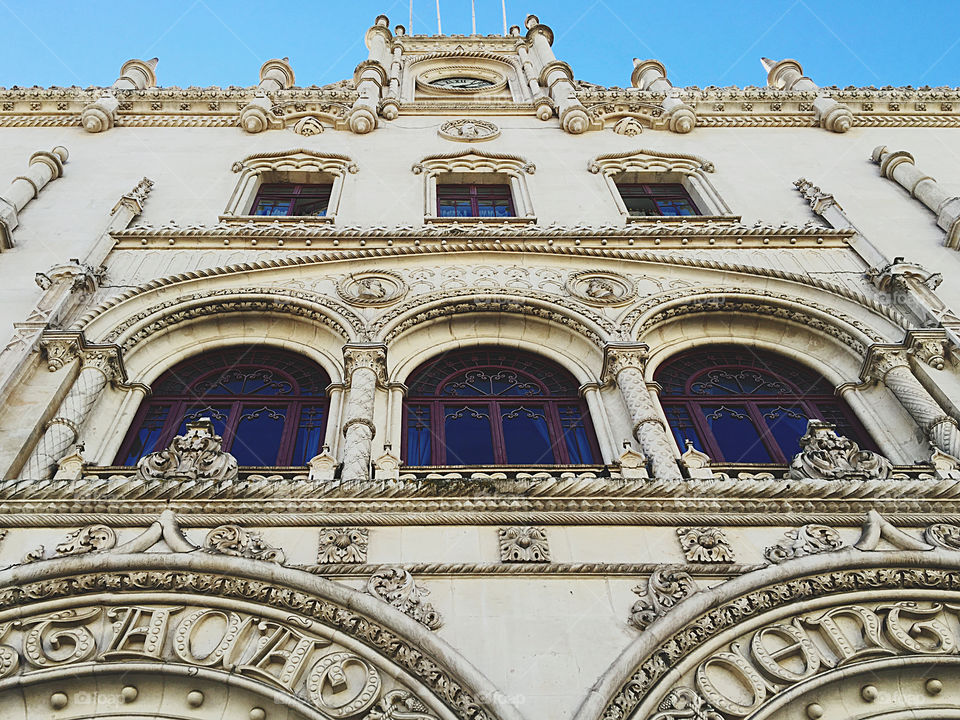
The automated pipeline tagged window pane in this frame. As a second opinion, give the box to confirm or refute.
[195,368,294,396]
[760,405,809,461]
[701,405,772,463]
[477,201,496,217]
[444,406,495,465]
[253,199,291,216]
[663,405,705,454]
[655,198,697,216]
[291,405,326,466]
[501,405,555,464]
[456,201,472,217]
[177,405,231,437]
[122,404,172,465]
[291,197,329,216]
[558,405,595,464]
[624,197,659,216]
[494,202,513,217]
[230,406,287,465]
[406,405,433,465]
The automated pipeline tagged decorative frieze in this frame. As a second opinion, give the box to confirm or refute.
[438,118,500,142]
[498,526,550,563]
[318,526,369,563]
[366,567,443,630]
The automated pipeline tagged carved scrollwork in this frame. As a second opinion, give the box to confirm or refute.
[135,420,238,483]
[648,687,724,720]
[676,527,734,563]
[55,524,117,556]
[366,689,438,720]
[629,566,696,631]
[366,568,443,630]
[318,527,369,564]
[202,524,285,563]
[763,524,844,564]
[786,420,893,480]
[498,526,550,563]
[924,522,960,550]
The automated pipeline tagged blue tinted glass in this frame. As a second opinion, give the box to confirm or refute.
[558,405,594,464]
[196,369,293,396]
[231,406,286,465]
[501,406,554,464]
[444,406,494,465]
[406,404,432,465]
[291,405,326,465]
[123,404,172,465]
[177,406,230,437]
[477,202,496,217]
[439,204,456,217]
[456,202,472,217]
[655,199,696,216]
[761,405,809,461]
[442,369,541,397]
[494,203,512,217]
[702,405,771,463]
[663,405,704,453]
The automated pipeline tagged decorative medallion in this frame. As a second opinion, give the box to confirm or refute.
[676,527,735,563]
[337,271,407,307]
[318,526,369,563]
[498,526,550,563]
[438,119,500,143]
[292,115,324,136]
[566,271,636,306]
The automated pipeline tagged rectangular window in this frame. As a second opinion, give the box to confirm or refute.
[252,183,333,217]
[437,184,514,218]
[616,183,699,217]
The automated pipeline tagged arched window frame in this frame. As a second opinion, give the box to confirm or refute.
[412,150,537,223]
[402,348,601,467]
[654,346,874,464]
[588,148,732,220]
[223,150,358,223]
[115,348,331,467]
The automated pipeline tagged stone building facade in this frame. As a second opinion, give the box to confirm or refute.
[0,13,960,720]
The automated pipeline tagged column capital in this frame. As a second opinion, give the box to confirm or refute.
[861,344,911,384]
[39,330,128,383]
[905,329,951,371]
[601,343,650,383]
[343,343,388,387]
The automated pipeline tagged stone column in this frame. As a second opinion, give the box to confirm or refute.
[864,346,960,458]
[340,344,386,481]
[602,344,682,479]
[81,58,158,133]
[871,260,960,347]
[630,59,696,134]
[762,57,852,133]
[872,146,960,248]
[239,57,295,134]
[21,345,120,479]
[580,383,616,464]
[346,15,392,134]
[0,146,68,249]
[379,26,404,120]
[524,15,590,134]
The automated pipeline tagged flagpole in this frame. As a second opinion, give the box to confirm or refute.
[471,0,476,34]
[436,0,441,34]
[502,0,507,34]
[409,0,413,34]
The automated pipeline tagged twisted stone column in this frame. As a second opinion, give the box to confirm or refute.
[340,345,386,482]
[864,347,960,458]
[602,344,681,479]
[21,348,119,479]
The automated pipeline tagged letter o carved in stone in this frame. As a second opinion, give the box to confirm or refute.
[695,651,768,717]
[307,651,382,718]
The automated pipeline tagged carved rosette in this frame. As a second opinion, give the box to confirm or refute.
[676,527,734,563]
[135,420,238,482]
[566,271,636,306]
[629,566,696,631]
[786,420,893,480]
[318,527,369,563]
[438,119,500,142]
[337,271,407,307]
[763,524,844,564]
[366,568,443,630]
[202,524,285,563]
[498,526,550,563]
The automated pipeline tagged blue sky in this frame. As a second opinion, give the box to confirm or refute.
[0,1,957,89]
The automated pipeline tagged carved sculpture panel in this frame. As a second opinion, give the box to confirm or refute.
[318,526,369,563]
[337,270,408,307]
[786,420,893,480]
[629,566,696,630]
[566,270,636,306]
[439,119,500,142]
[763,524,844,563]
[135,420,238,483]
[676,527,734,563]
[498,526,550,563]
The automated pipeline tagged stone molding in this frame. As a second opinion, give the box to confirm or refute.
[37,330,128,383]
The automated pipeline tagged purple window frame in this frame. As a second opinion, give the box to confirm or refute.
[251,182,333,217]
[616,183,700,217]
[436,183,515,218]
[115,348,330,467]
[402,349,600,467]
[655,347,874,463]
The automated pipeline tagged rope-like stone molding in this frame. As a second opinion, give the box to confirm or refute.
[297,562,765,577]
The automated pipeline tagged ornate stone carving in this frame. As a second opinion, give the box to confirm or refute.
[566,270,636,306]
[367,689,438,720]
[292,115,324,135]
[55,524,117,556]
[649,687,723,720]
[924,522,960,550]
[786,420,893,480]
[763,524,844,563]
[438,119,500,142]
[135,420,238,483]
[366,568,443,630]
[612,117,643,136]
[337,270,408,307]
[676,527,734,563]
[498,526,550,563]
[318,527,369,563]
[202,524,285,563]
[628,566,696,631]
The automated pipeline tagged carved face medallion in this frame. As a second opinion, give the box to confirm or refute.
[337,271,407,307]
[438,119,501,143]
[566,271,636,306]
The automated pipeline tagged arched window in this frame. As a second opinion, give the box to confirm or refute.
[403,348,600,467]
[116,347,330,467]
[655,346,872,464]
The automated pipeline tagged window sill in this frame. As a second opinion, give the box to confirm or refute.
[219,214,335,224]
[424,215,537,225]
[625,214,741,224]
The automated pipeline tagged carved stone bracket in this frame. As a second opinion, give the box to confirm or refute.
[134,419,238,483]
[628,566,696,631]
[786,420,893,481]
[676,527,734,563]
[366,568,443,630]
[498,526,550,563]
[906,329,951,370]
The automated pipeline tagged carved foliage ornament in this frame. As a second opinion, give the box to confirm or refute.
[649,687,724,720]
[498,526,550,563]
[366,568,443,630]
[203,524,285,563]
[566,270,636,306]
[786,420,893,481]
[676,527,734,563]
[337,270,408,307]
[135,420,238,483]
[763,524,844,564]
[629,566,696,631]
[318,526,369,564]
[438,119,500,142]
